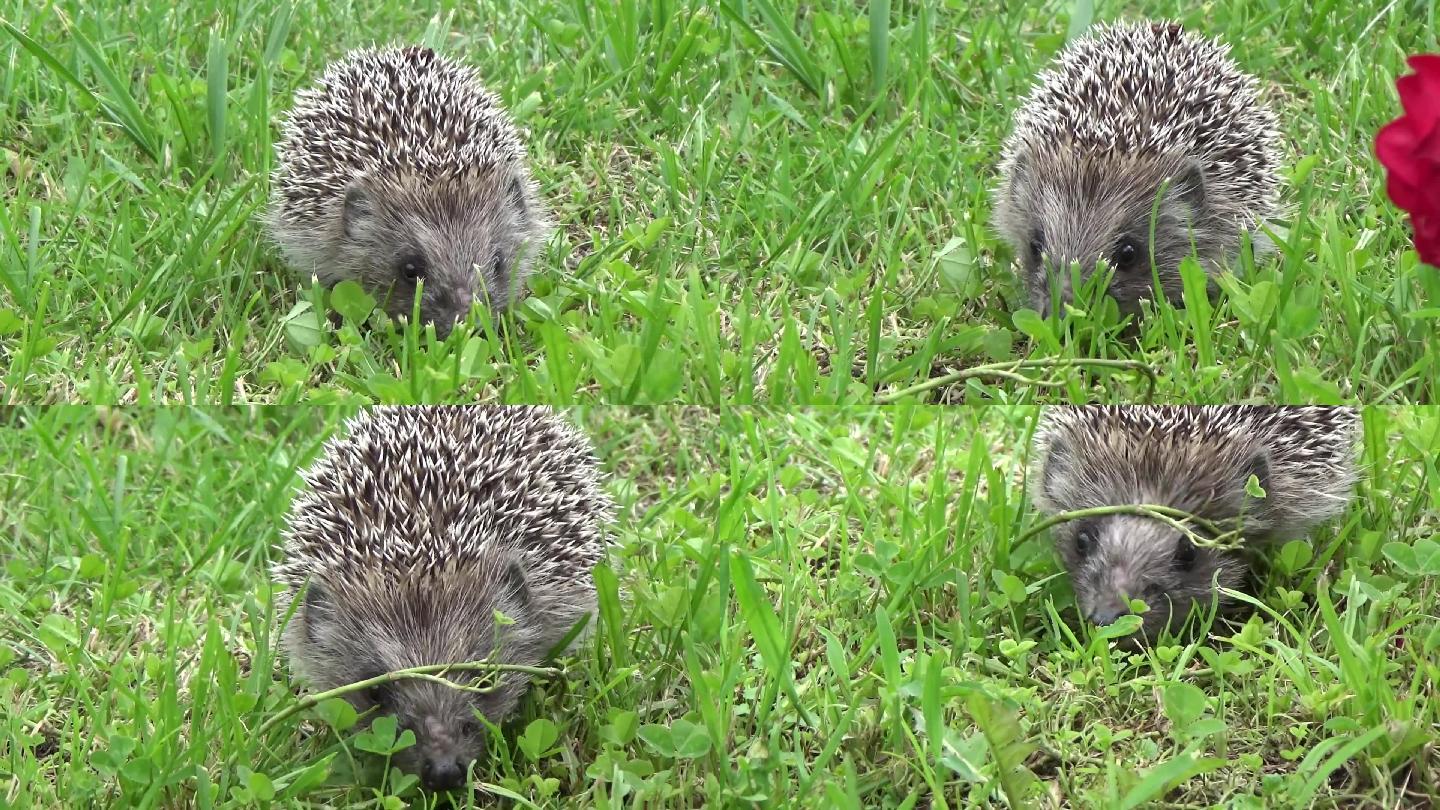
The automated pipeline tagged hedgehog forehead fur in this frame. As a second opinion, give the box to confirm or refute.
[1030,406,1360,534]
[272,46,527,225]
[273,406,613,588]
[998,21,1281,214]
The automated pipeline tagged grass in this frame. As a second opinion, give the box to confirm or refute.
[2,405,1438,807]
[1,0,1437,404]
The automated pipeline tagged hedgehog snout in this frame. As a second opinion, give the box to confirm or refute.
[1027,255,1078,317]
[1036,243,1126,308]
[419,280,477,338]
[426,294,466,338]
[1078,556,1159,628]
[1079,569,1134,627]
[1032,268,1074,318]
[1086,599,1131,627]
[421,757,466,792]
[414,714,476,791]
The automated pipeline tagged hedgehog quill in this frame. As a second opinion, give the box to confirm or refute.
[273,406,611,792]
[268,47,547,336]
[1030,406,1358,640]
[995,22,1280,318]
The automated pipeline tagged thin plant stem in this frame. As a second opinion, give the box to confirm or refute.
[876,358,1158,403]
[1016,504,1247,549]
[253,660,562,742]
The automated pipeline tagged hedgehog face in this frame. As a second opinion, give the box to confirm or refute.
[996,149,1213,318]
[283,560,550,792]
[350,668,523,792]
[333,169,538,337]
[1055,515,1246,640]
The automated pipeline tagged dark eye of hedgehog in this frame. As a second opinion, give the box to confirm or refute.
[366,683,389,706]
[396,252,427,282]
[1027,229,1043,262]
[1173,536,1199,570]
[1074,524,1097,557]
[1110,237,1141,272]
[460,716,481,737]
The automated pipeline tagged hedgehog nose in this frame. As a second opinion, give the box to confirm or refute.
[434,300,471,338]
[1087,602,1131,627]
[421,757,466,791]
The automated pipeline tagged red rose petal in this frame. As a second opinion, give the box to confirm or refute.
[1398,74,1440,140]
[1413,211,1440,261]
[1408,53,1440,78]
[1408,54,1440,106]
[1387,174,1425,213]
[1414,209,1440,263]
[1411,130,1440,213]
[1377,120,1425,190]
[1381,54,1440,267]
[1375,117,1417,160]
[1416,121,1440,164]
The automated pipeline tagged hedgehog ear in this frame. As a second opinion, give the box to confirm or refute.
[1038,435,1075,505]
[502,558,531,610]
[341,183,375,238]
[1167,159,1207,212]
[301,582,335,643]
[506,175,528,215]
[1005,151,1032,193]
[1238,448,1271,505]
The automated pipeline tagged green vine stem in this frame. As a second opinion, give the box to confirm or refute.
[1015,503,1248,549]
[875,358,1158,404]
[251,660,562,744]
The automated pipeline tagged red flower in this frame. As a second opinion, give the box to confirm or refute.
[1376,55,1440,267]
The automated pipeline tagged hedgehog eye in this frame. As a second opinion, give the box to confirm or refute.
[1174,537,1199,570]
[396,252,427,282]
[1111,238,1141,272]
[460,717,481,737]
[1074,525,1097,557]
[366,684,389,706]
[1028,229,1044,262]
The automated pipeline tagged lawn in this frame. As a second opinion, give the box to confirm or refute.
[2,405,1437,807]
[2,1,1437,405]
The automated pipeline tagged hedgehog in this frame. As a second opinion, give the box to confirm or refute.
[273,406,611,792]
[1029,406,1358,640]
[994,21,1281,318]
[267,46,547,337]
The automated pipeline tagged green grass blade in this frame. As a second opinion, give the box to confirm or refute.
[1118,751,1225,809]
[728,549,814,725]
[0,20,89,97]
[1291,727,1389,806]
[1066,0,1095,41]
[869,0,890,99]
[729,550,790,678]
[717,0,822,98]
[69,27,162,161]
[206,26,230,165]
